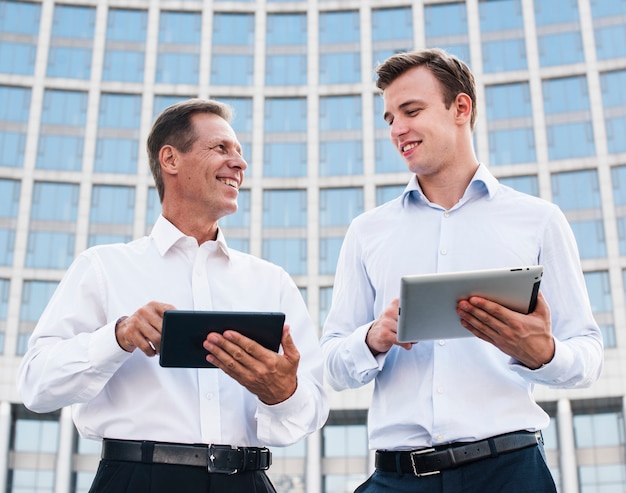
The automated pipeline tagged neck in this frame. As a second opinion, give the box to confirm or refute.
[418,161,479,210]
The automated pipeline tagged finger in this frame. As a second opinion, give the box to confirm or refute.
[279,326,300,361]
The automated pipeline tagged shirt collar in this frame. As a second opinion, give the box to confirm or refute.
[401,163,498,208]
[150,214,230,258]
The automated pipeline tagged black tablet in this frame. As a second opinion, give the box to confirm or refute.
[159,310,285,368]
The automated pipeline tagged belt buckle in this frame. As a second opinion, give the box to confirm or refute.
[409,448,440,477]
[207,445,240,475]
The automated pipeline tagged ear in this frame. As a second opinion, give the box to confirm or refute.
[454,93,472,126]
[159,145,178,176]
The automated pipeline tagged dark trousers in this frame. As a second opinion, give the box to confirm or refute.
[88,460,277,493]
[355,445,557,493]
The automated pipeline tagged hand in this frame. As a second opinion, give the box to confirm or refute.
[203,325,299,405]
[456,291,554,369]
[115,301,176,356]
[365,298,414,356]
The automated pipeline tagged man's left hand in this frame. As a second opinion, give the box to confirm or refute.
[457,291,554,369]
[203,325,299,405]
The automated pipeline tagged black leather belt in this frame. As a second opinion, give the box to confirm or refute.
[101,439,271,474]
[375,430,542,477]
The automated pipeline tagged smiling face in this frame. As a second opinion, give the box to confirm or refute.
[383,65,463,178]
[163,112,247,227]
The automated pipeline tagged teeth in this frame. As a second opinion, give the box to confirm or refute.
[402,142,419,152]
[219,178,238,189]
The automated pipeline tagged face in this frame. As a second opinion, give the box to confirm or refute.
[382,66,461,177]
[169,112,247,222]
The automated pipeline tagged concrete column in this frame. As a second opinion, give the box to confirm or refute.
[557,398,579,493]
[54,406,74,493]
[306,430,322,493]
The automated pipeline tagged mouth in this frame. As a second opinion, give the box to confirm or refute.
[401,141,421,153]
[218,177,239,189]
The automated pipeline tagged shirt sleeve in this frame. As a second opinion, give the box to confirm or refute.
[16,252,132,413]
[320,223,387,391]
[509,206,604,388]
[255,270,329,446]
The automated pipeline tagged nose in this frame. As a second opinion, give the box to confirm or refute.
[230,153,248,171]
[390,117,408,140]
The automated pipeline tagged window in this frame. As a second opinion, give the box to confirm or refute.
[319,11,360,84]
[479,0,527,73]
[601,70,626,154]
[26,182,79,270]
[88,185,135,247]
[424,2,470,62]
[0,0,41,75]
[37,90,88,171]
[499,175,539,197]
[102,9,147,82]
[219,189,250,253]
[212,13,255,86]
[534,0,584,67]
[220,98,253,174]
[17,280,58,356]
[0,178,20,266]
[584,271,616,348]
[319,96,363,176]
[376,185,405,205]
[156,11,201,84]
[95,93,142,174]
[267,440,306,492]
[373,96,407,173]
[264,98,307,177]
[0,278,9,354]
[485,83,536,165]
[611,165,626,255]
[591,0,626,60]
[371,7,413,79]
[266,13,307,86]
[551,170,605,259]
[47,5,95,79]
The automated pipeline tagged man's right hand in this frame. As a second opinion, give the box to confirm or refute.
[365,298,414,356]
[114,301,176,356]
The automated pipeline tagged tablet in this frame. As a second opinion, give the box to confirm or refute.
[397,266,543,342]
[159,310,285,368]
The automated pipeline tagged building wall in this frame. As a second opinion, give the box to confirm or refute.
[1,0,626,491]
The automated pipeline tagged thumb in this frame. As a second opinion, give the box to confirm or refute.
[280,325,300,362]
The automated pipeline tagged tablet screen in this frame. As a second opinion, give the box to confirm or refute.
[159,310,285,368]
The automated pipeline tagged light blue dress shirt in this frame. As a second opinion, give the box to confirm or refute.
[321,164,603,451]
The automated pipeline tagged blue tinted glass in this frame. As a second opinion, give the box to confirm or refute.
[220,98,253,134]
[569,220,606,259]
[51,5,94,38]
[41,90,88,125]
[611,166,626,206]
[590,0,626,17]
[546,122,595,160]
[264,143,307,177]
[47,46,92,79]
[20,281,58,321]
[595,25,626,60]
[0,179,21,217]
[543,76,590,114]
[88,234,131,247]
[90,186,135,224]
[538,32,584,67]
[479,0,523,31]
[0,229,15,266]
[31,182,79,221]
[488,128,536,165]
[320,53,360,84]
[320,141,363,176]
[153,95,191,118]
[158,12,201,44]
[262,238,306,275]
[585,271,612,313]
[0,85,31,121]
[213,13,254,46]
[552,170,602,210]
[534,0,580,25]
[425,3,468,37]
[376,185,405,205]
[0,42,37,75]
[485,83,532,120]
[319,11,359,43]
[319,237,343,275]
[0,278,9,318]
[372,8,413,41]
[320,96,362,131]
[482,39,527,73]
[499,176,539,196]
[146,188,161,227]
[211,54,253,86]
[267,13,306,45]
[219,189,250,228]
[156,53,199,85]
[99,94,142,129]
[606,117,626,154]
[0,1,41,34]
[94,138,138,174]
[434,43,471,64]
[102,50,145,83]
[0,132,26,167]
[375,139,406,173]
[106,9,147,42]
[319,188,363,226]
[600,70,626,107]
[265,99,307,132]
[263,190,306,227]
[26,231,76,269]
[266,54,307,86]
[36,135,84,171]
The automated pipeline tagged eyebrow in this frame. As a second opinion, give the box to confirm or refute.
[383,98,426,123]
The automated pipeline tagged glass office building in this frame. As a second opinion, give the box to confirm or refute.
[0,0,625,491]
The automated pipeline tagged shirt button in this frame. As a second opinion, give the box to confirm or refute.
[206,393,214,400]
[438,340,445,346]
[444,212,450,218]
[440,249,447,255]
[437,434,444,442]
[437,387,444,394]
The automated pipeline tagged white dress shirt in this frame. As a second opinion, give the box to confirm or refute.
[321,164,603,451]
[17,215,328,447]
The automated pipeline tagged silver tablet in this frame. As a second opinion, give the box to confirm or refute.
[397,266,543,342]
